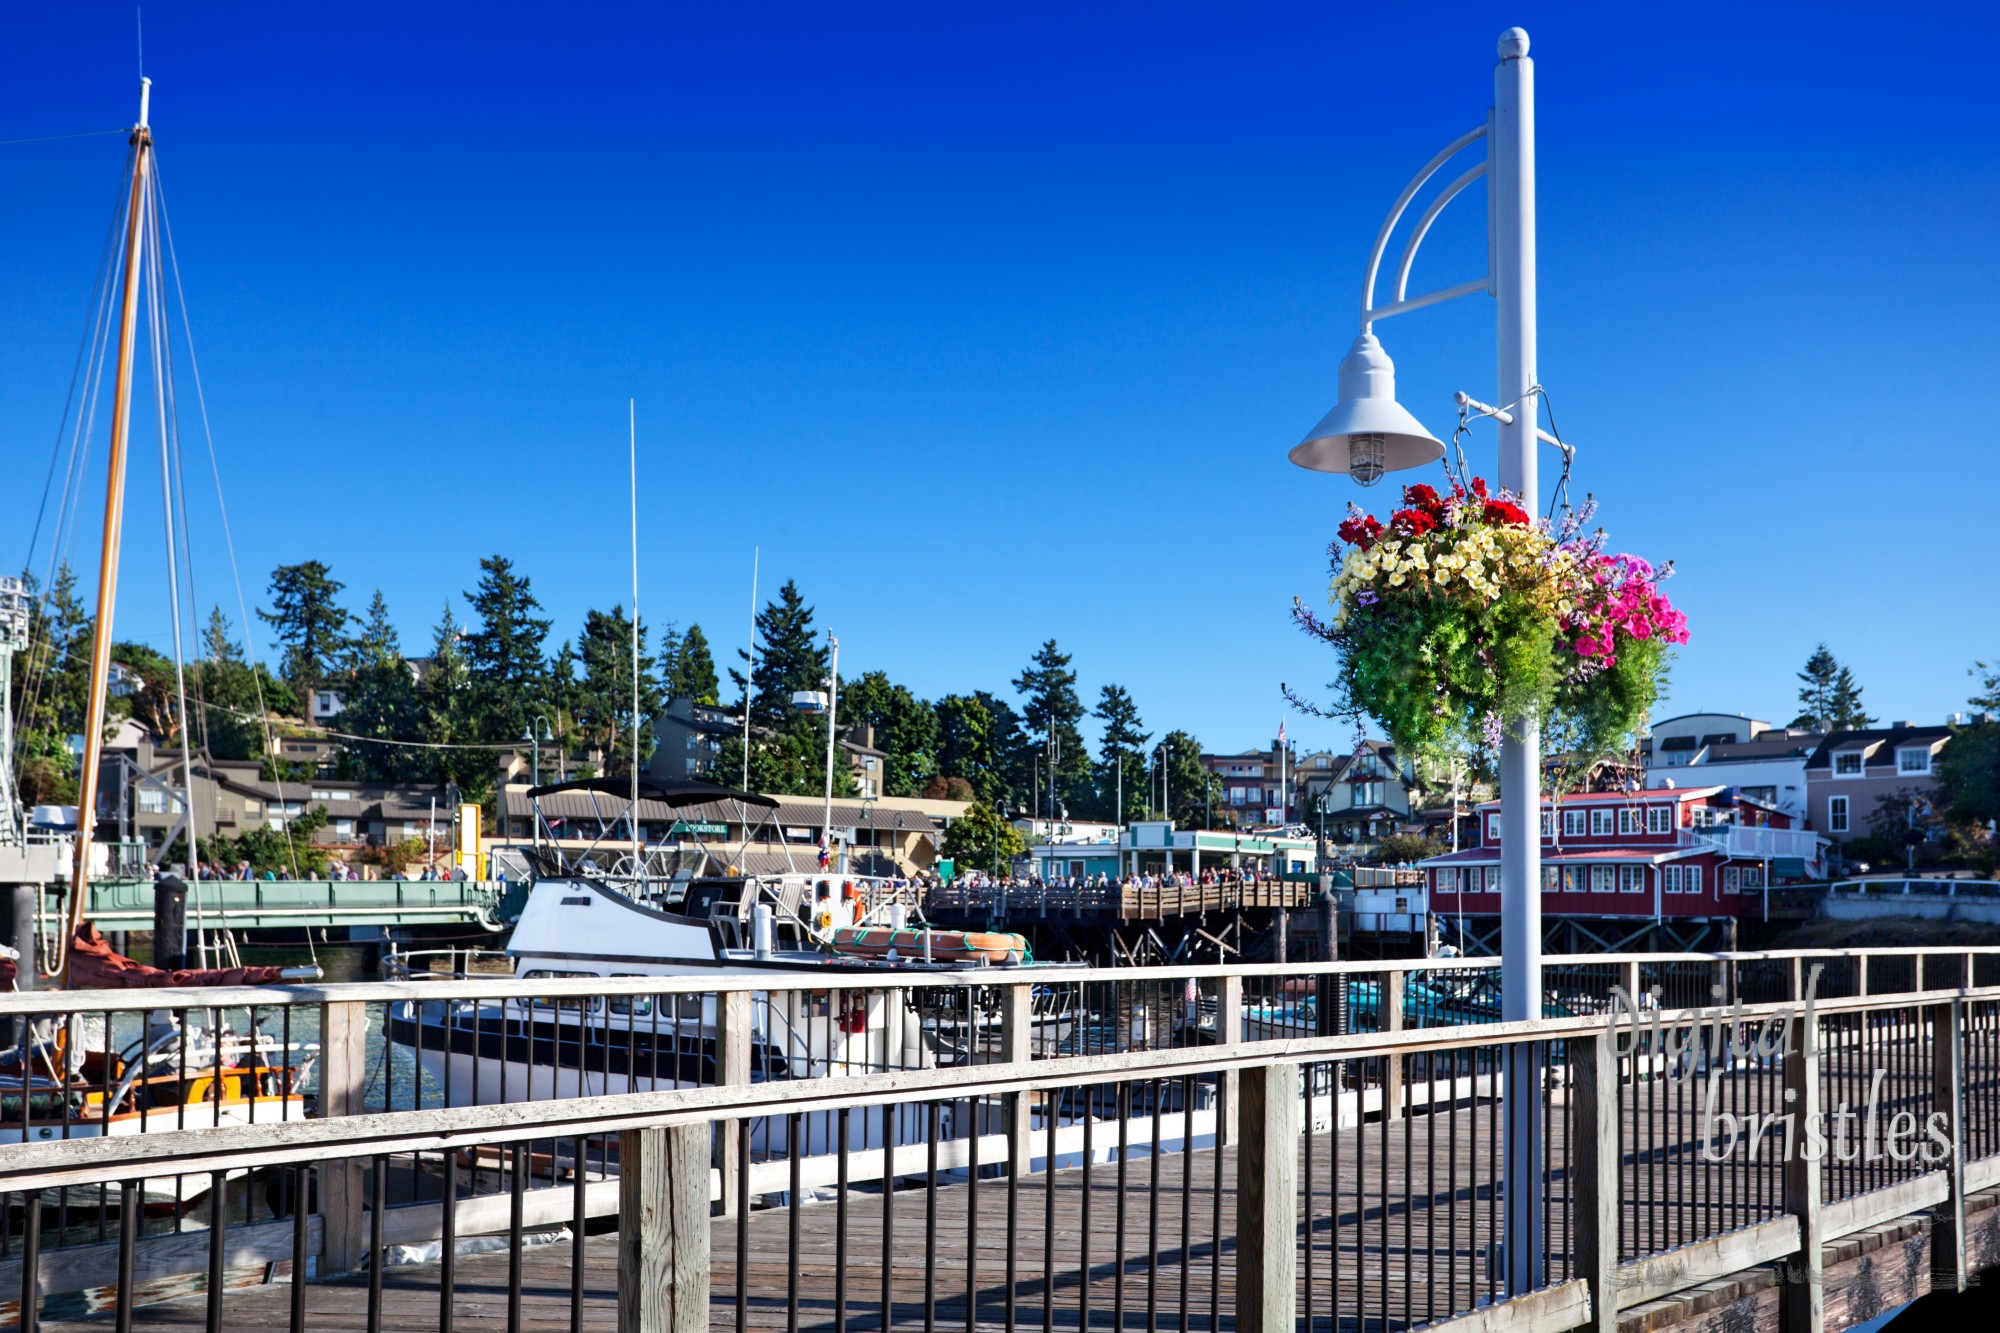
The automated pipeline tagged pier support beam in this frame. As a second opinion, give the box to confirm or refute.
[1236,1062,1298,1333]
[618,1124,710,1333]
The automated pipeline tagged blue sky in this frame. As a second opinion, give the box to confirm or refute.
[3,3,1996,757]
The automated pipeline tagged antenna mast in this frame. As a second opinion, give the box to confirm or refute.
[629,400,641,879]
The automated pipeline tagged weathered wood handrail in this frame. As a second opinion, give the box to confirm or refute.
[7,966,2000,1333]
[1,944,1996,1013]
[6,981,1998,1190]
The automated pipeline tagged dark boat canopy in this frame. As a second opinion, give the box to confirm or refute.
[523,775,778,810]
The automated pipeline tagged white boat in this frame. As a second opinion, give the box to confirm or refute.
[385,776,1078,1157]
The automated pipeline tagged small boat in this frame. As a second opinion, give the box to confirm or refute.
[825,925,1028,965]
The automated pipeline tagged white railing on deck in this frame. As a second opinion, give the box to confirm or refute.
[1830,877,2000,899]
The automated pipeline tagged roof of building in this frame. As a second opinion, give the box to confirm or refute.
[1472,786,1725,811]
[1805,725,1954,770]
[1421,845,1704,866]
[1701,735,1822,762]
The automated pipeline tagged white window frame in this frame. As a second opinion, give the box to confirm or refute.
[1562,809,1586,838]
[1833,751,1864,777]
[1663,865,1682,894]
[1685,866,1703,895]
[1621,865,1646,893]
[1646,805,1673,835]
[1591,865,1614,893]
[1897,747,1932,775]
[1589,809,1615,836]
[1487,813,1501,841]
[1723,866,1741,894]
[1618,808,1641,836]
[1539,812,1553,837]
[1542,866,1558,892]
[1828,796,1849,834]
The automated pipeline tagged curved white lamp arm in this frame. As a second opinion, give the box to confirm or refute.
[1359,123,1487,328]
[1393,160,1489,304]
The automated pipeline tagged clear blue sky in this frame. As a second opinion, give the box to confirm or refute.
[4,3,1996,756]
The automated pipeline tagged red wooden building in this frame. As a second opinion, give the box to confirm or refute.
[1421,785,1826,924]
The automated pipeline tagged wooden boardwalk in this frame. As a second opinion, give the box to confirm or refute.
[43,1102,1547,1333]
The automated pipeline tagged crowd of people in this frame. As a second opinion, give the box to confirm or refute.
[944,865,1287,893]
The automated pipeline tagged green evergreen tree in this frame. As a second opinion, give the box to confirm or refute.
[202,605,244,665]
[14,564,93,762]
[350,590,400,661]
[840,670,939,797]
[334,590,424,782]
[1791,643,1872,730]
[975,690,1034,810]
[668,623,720,704]
[461,555,552,742]
[547,639,580,760]
[934,693,1001,802]
[1013,640,1090,819]
[1828,665,1872,730]
[729,580,828,729]
[575,604,665,774]
[415,602,492,803]
[1091,683,1150,822]
[259,561,352,704]
[1156,729,1223,829]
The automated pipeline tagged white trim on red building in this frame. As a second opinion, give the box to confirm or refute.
[1420,784,1824,918]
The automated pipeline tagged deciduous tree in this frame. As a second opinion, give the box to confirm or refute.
[939,801,1027,876]
[840,670,939,796]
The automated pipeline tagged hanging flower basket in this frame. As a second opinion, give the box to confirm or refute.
[1302,479,1688,771]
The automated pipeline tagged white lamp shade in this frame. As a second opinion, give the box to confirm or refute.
[1288,332,1445,477]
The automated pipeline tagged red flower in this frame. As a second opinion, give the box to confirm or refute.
[1469,477,1490,500]
[1392,507,1437,537]
[1337,514,1384,549]
[1481,499,1530,527]
[1401,483,1444,519]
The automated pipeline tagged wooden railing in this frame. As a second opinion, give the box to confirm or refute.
[4,949,2000,1331]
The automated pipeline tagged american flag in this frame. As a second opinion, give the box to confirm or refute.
[1278,721,1287,746]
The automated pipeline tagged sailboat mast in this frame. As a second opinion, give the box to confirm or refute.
[628,400,641,878]
[63,79,154,977]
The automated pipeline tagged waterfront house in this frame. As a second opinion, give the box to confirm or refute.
[1421,785,1828,922]
[1641,711,1821,822]
[1804,721,1956,843]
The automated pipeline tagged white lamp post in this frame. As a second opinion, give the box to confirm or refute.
[1287,27,1545,1291]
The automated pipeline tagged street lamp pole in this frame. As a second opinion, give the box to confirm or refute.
[1285,28,1543,1291]
[1490,32,1545,1297]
